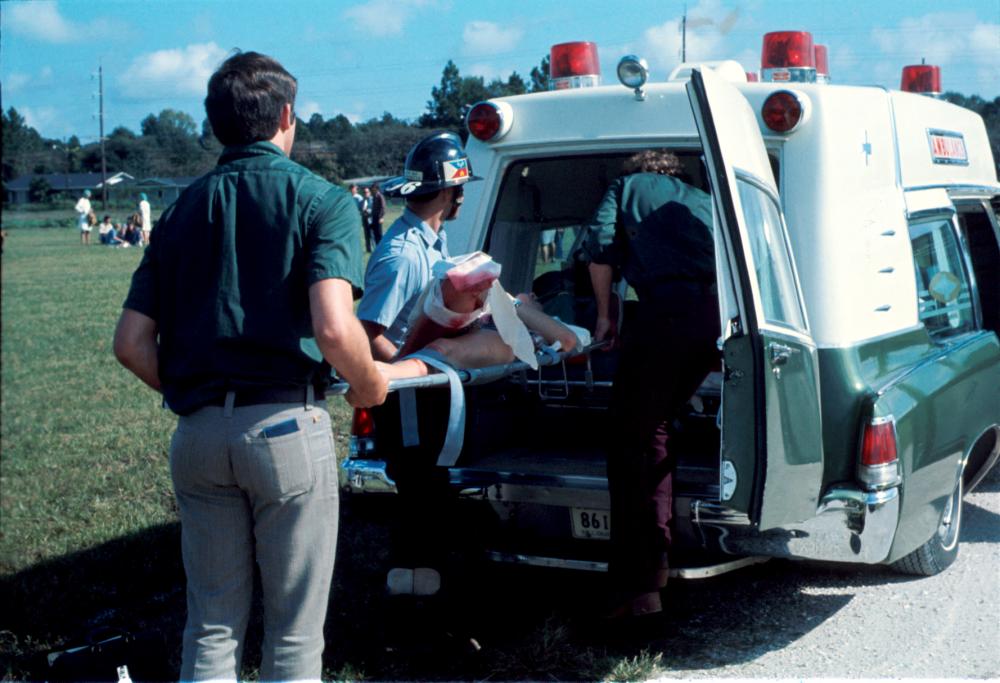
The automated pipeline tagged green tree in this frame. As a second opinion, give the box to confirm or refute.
[2,107,45,180]
[28,176,54,203]
[529,55,550,93]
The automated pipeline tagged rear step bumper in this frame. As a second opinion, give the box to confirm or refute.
[485,551,771,579]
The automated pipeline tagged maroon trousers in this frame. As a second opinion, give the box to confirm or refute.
[607,294,719,597]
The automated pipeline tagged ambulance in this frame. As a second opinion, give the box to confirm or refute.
[344,32,1000,577]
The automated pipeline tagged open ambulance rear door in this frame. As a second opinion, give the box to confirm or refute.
[686,67,825,530]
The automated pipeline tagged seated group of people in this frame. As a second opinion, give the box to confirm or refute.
[98,214,144,247]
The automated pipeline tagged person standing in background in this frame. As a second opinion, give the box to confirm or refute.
[367,181,385,250]
[75,189,92,240]
[137,193,152,246]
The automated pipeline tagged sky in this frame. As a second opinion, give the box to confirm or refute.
[2,0,998,143]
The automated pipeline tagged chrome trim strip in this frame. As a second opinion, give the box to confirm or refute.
[485,551,608,573]
[905,183,1000,195]
[672,555,771,579]
[691,485,900,563]
[341,459,397,494]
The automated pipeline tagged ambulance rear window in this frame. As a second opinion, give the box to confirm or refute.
[484,150,709,299]
[908,218,976,340]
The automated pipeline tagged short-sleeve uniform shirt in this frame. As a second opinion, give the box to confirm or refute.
[123,141,363,415]
[356,208,448,348]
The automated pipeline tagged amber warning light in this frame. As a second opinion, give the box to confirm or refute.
[549,41,600,90]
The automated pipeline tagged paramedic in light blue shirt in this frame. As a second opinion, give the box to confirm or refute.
[358,132,481,360]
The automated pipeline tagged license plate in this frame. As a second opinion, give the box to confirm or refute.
[570,507,611,540]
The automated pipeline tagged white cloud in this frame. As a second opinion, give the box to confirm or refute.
[298,100,323,120]
[3,1,126,44]
[462,21,523,57]
[344,0,436,37]
[20,106,59,131]
[634,0,743,75]
[119,43,229,98]
[5,1,74,42]
[5,73,32,92]
[872,12,999,93]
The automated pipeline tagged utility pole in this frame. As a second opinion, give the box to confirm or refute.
[681,3,687,63]
[99,62,107,210]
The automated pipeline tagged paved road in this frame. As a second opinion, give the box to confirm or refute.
[652,463,1000,679]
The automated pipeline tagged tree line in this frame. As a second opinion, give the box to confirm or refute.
[4,56,999,201]
[2,58,550,199]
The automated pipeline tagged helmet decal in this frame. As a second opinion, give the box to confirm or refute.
[399,181,422,196]
[405,169,424,181]
[442,158,470,182]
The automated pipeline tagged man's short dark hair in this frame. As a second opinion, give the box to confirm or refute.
[205,51,297,147]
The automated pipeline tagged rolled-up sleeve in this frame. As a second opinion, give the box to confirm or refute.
[356,249,421,328]
[307,187,364,298]
[122,227,159,320]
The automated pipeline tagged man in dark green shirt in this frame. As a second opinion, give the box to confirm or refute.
[113,51,387,679]
[585,150,719,620]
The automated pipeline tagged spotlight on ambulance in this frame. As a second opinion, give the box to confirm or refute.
[617,55,650,100]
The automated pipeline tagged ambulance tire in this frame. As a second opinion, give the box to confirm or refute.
[891,475,962,576]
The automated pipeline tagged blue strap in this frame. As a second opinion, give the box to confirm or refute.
[404,350,466,467]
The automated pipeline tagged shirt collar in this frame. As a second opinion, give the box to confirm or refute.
[217,140,286,165]
[401,207,446,249]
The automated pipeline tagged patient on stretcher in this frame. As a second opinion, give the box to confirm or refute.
[377,253,585,380]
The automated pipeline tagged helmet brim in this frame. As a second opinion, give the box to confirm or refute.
[381,174,482,198]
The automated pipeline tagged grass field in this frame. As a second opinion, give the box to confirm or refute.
[0,214,667,681]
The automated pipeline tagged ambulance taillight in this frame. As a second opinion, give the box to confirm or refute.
[349,408,375,457]
[858,416,901,490]
[466,101,513,142]
[549,41,600,90]
[746,72,759,82]
[761,31,816,83]
[814,44,830,84]
[761,91,805,133]
[901,64,941,96]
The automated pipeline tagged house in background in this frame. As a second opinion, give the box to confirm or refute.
[132,177,199,206]
[4,171,134,205]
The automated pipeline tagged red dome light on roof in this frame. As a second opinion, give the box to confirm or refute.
[761,31,818,83]
[549,42,600,90]
[901,64,941,95]
[814,44,830,83]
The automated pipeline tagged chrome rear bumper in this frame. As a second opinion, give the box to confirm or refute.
[341,459,397,494]
[690,485,900,564]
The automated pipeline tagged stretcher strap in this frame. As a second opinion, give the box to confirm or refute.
[402,350,466,467]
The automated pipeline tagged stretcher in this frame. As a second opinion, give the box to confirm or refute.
[328,341,609,466]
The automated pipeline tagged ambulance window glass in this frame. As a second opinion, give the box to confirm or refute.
[908,218,975,340]
[736,179,805,331]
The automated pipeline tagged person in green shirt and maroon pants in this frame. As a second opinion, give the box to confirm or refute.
[113,51,388,680]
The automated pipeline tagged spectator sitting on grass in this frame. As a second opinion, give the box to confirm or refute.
[98,215,127,247]
[122,217,142,246]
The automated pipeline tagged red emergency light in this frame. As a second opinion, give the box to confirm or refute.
[814,44,830,83]
[549,41,600,90]
[901,64,941,95]
[761,31,817,83]
[761,91,804,133]
[351,407,374,437]
[467,102,502,141]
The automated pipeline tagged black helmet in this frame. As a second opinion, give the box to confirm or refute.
[382,132,482,198]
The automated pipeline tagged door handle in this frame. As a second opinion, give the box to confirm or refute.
[769,342,796,366]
